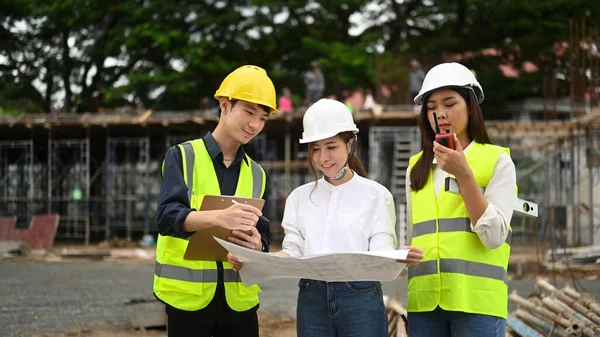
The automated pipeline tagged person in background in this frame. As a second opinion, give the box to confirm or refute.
[409,60,426,113]
[228,98,423,337]
[405,62,517,337]
[278,87,294,113]
[304,61,325,106]
[363,88,383,116]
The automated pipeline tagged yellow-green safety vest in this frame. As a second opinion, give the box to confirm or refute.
[407,142,514,319]
[153,138,266,312]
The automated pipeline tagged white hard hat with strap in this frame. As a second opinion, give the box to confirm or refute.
[299,99,358,144]
[414,62,484,106]
[300,99,359,180]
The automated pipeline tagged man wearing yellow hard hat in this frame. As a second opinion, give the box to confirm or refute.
[154,65,278,337]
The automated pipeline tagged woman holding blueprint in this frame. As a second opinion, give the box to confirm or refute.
[228,98,423,337]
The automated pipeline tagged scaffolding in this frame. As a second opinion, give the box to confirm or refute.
[0,141,42,228]
[1,103,598,248]
[48,138,90,244]
[368,126,421,248]
[491,111,600,247]
[101,137,152,241]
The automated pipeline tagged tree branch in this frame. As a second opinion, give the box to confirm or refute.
[61,29,72,112]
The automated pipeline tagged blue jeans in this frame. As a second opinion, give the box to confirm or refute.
[296,279,387,337]
[408,306,506,337]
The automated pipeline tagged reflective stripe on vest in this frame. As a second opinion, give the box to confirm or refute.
[407,143,513,319]
[408,259,507,283]
[411,218,512,246]
[155,261,242,283]
[154,138,266,312]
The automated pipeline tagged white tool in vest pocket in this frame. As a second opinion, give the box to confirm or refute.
[444,177,538,218]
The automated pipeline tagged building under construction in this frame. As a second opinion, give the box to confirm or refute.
[1,104,599,249]
[0,108,417,244]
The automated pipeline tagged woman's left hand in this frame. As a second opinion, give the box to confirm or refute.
[397,246,424,265]
[227,252,244,272]
[433,133,471,178]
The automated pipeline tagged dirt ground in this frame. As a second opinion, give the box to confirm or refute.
[34,311,297,337]
[6,241,599,337]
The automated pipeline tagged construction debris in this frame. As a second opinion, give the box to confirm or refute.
[58,247,155,261]
[507,278,600,336]
[0,240,27,257]
[542,245,600,279]
[383,295,409,337]
[109,248,155,260]
[124,298,166,330]
[547,245,600,265]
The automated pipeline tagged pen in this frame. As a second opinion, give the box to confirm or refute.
[231,199,270,223]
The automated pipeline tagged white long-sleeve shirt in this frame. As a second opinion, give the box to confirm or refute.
[281,172,398,257]
[405,142,517,249]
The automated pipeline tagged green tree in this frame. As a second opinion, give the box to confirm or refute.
[0,0,598,117]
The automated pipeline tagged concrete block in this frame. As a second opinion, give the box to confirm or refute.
[124,298,166,329]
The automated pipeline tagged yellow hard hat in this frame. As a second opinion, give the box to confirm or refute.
[214,65,279,113]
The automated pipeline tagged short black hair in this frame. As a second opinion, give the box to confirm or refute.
[218,99,271,117]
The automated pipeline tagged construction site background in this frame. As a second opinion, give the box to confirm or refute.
[2,103,600,248]
[2,102,600,336]
[2,4,600,337]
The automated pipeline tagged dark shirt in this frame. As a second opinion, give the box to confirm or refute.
[155,131,270,251]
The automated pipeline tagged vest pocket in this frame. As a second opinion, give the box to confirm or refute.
[157,277,204,297]
[238,282,261,297]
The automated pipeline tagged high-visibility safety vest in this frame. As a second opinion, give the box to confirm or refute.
[407,142,513,319]
[153,139,266,312]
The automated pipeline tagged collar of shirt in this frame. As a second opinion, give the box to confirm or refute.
[203,131,248,165]
[315,170,360,192]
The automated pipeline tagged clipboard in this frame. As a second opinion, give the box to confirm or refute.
[183,195,265,262]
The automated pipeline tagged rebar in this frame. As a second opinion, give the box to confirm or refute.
[509,292,574,329]
[515,309,571,337]
[565,287,600,316]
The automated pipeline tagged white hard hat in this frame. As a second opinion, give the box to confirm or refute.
[299,99,359,144]
[414,62,484,105]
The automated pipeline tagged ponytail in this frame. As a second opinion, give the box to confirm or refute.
[348,152,367,177]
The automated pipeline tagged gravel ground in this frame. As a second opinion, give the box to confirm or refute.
[1,261,599,337]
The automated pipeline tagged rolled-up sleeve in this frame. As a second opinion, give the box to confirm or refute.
[368,189,398,251]
[470,152,517,249]
[281,190,304,258]
[155,147,195,239]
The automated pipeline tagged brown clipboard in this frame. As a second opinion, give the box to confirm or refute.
[183,195,265,262]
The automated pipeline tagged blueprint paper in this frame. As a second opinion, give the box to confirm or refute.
[215,237,409,286]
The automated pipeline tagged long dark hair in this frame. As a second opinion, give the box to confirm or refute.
[410,87,492,191]
[307,131,367,185]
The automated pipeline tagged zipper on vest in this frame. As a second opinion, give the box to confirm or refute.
[217,261,223,283]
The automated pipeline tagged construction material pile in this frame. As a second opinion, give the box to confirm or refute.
[544,245,600,278]
[383,295,409,337]
[507,279,600,337]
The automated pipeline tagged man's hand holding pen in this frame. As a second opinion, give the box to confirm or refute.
[223,199,265,251]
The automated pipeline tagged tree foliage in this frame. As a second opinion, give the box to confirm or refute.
[0,0,598,119]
